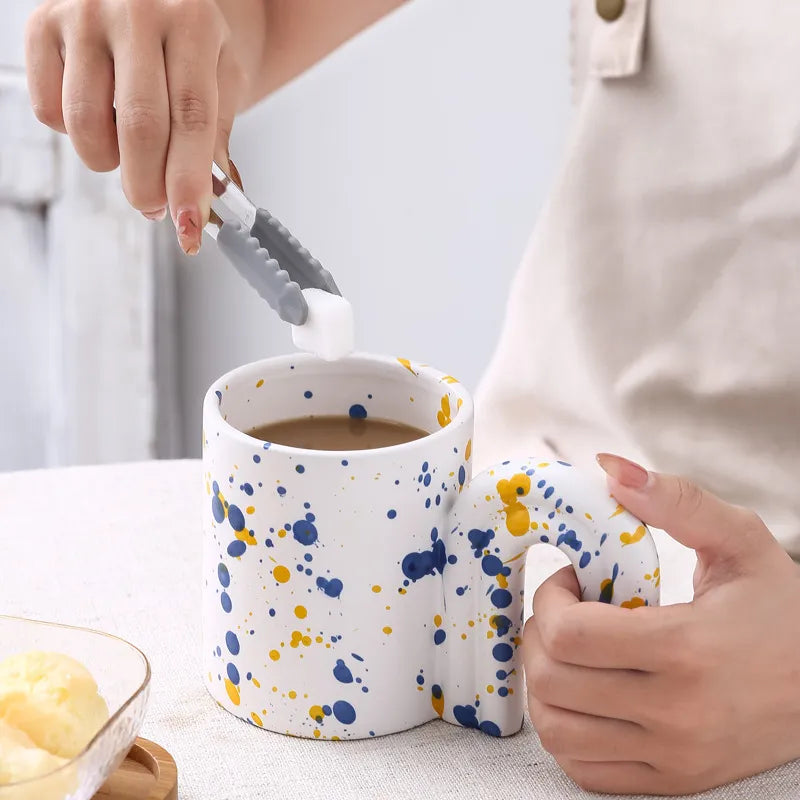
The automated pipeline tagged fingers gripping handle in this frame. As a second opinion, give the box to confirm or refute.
[439,459,661,737]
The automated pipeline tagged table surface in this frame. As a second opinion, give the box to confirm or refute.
[2,460,798,800]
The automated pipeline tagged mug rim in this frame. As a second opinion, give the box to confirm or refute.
[204,352,474,459]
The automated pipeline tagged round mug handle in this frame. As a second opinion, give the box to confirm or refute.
[435,458,660,737]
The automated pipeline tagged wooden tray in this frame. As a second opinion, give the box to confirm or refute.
[94,738,177,800]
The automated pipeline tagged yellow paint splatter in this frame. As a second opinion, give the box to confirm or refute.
[256,379,264,388]
[397,358,417,375]
[288,691,297,699]
[644,567,661,587]
[372,585,382,593]
[309,705,325,722]
[313,729,321,738]
[621,597,646,609]
[277,528,287,538]
[225,679,240,706]
[441,375,459,384]
[465,439,472,461]
[252,678,261,688]
[432,687,444,718]
[433,614,442,627]
[610,504,626,519]
[382,626,392,635]
[486,685,494,694]
[236,528,257,546]
[620,525,646,546]
[437,394,452,427]
[251,712,263,726]
[269,650,280,661]
[273,565,290,583]
[585,512,593,520]
[246,506,255,514]
[497,473,532,536]
[294,605,307,619]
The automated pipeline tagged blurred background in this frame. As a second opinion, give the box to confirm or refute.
[0,0,569,472]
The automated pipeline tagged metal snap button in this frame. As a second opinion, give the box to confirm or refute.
[596,0,625,22]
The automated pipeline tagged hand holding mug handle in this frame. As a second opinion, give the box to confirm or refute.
[437,458,660,736]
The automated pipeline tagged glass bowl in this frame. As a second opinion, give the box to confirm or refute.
[0,616,151,800]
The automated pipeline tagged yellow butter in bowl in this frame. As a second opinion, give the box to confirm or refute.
[0,721,67,784]
[0,651,109,788]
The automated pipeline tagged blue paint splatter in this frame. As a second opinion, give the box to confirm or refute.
[434,629,446,645]
[544,486,554,499]
[416,674,424,686]
[253,454,261,463]
[351,653,364,662]
[557,530,582,551]
[491,615,511,637]
[226,662,240,685]
[316,577,343,598]
[217,563,230,587]
[215,391,222,404]
[498,687,509,697]
[453,704,501,736]
[304,390,313,398]
[468,528,495,557]
[228,505,245,532]
[401,538,446,582]
[458,465,466,486]
[277,486,286,496]
[349,404,367,419]
[599,563,619,604]
[481,555,504,576]
[490,589,512,609]
[333,660,353,683]
[293,515,318,546]
[296,464,305,474]
[579,552,591,568]
[227,540,246,558]
[211,495,225,524]
[387,509,397,519]
[242,483,254,496]
[492,643,513,662]
[225,631,240,655]
[220,592,232,613]
[332,700,356,725]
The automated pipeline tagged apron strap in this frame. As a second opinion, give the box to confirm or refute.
[590,0,650,78]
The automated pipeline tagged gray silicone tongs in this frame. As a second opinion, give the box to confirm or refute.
[206,161,341,325]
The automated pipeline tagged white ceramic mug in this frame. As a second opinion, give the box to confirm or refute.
[202,354,660,739]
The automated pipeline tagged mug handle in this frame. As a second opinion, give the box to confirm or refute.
[436,458,660,737]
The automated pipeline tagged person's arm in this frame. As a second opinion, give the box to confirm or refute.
[24,0,405,253]
[254,1,407,102]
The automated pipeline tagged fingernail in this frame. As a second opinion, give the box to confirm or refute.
[142,207,167,222]
[228,156,243,190]
[596,453,651,490]
[176,205,201,255]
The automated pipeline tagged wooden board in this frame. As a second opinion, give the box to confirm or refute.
[94,738,177,800]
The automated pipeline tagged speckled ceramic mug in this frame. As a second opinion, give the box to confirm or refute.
[202,354,660,740]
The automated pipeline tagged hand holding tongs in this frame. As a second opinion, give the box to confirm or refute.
[207,161,341,325]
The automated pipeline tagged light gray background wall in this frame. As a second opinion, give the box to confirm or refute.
[175,0,570,456]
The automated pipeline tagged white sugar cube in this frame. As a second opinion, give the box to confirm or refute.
[291,288,355,361]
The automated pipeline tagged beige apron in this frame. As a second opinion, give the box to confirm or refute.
[475,0,800,557]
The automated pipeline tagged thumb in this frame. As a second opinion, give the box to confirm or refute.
[595,453,772,565]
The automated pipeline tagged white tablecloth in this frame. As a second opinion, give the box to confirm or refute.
[1,460,797,799]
